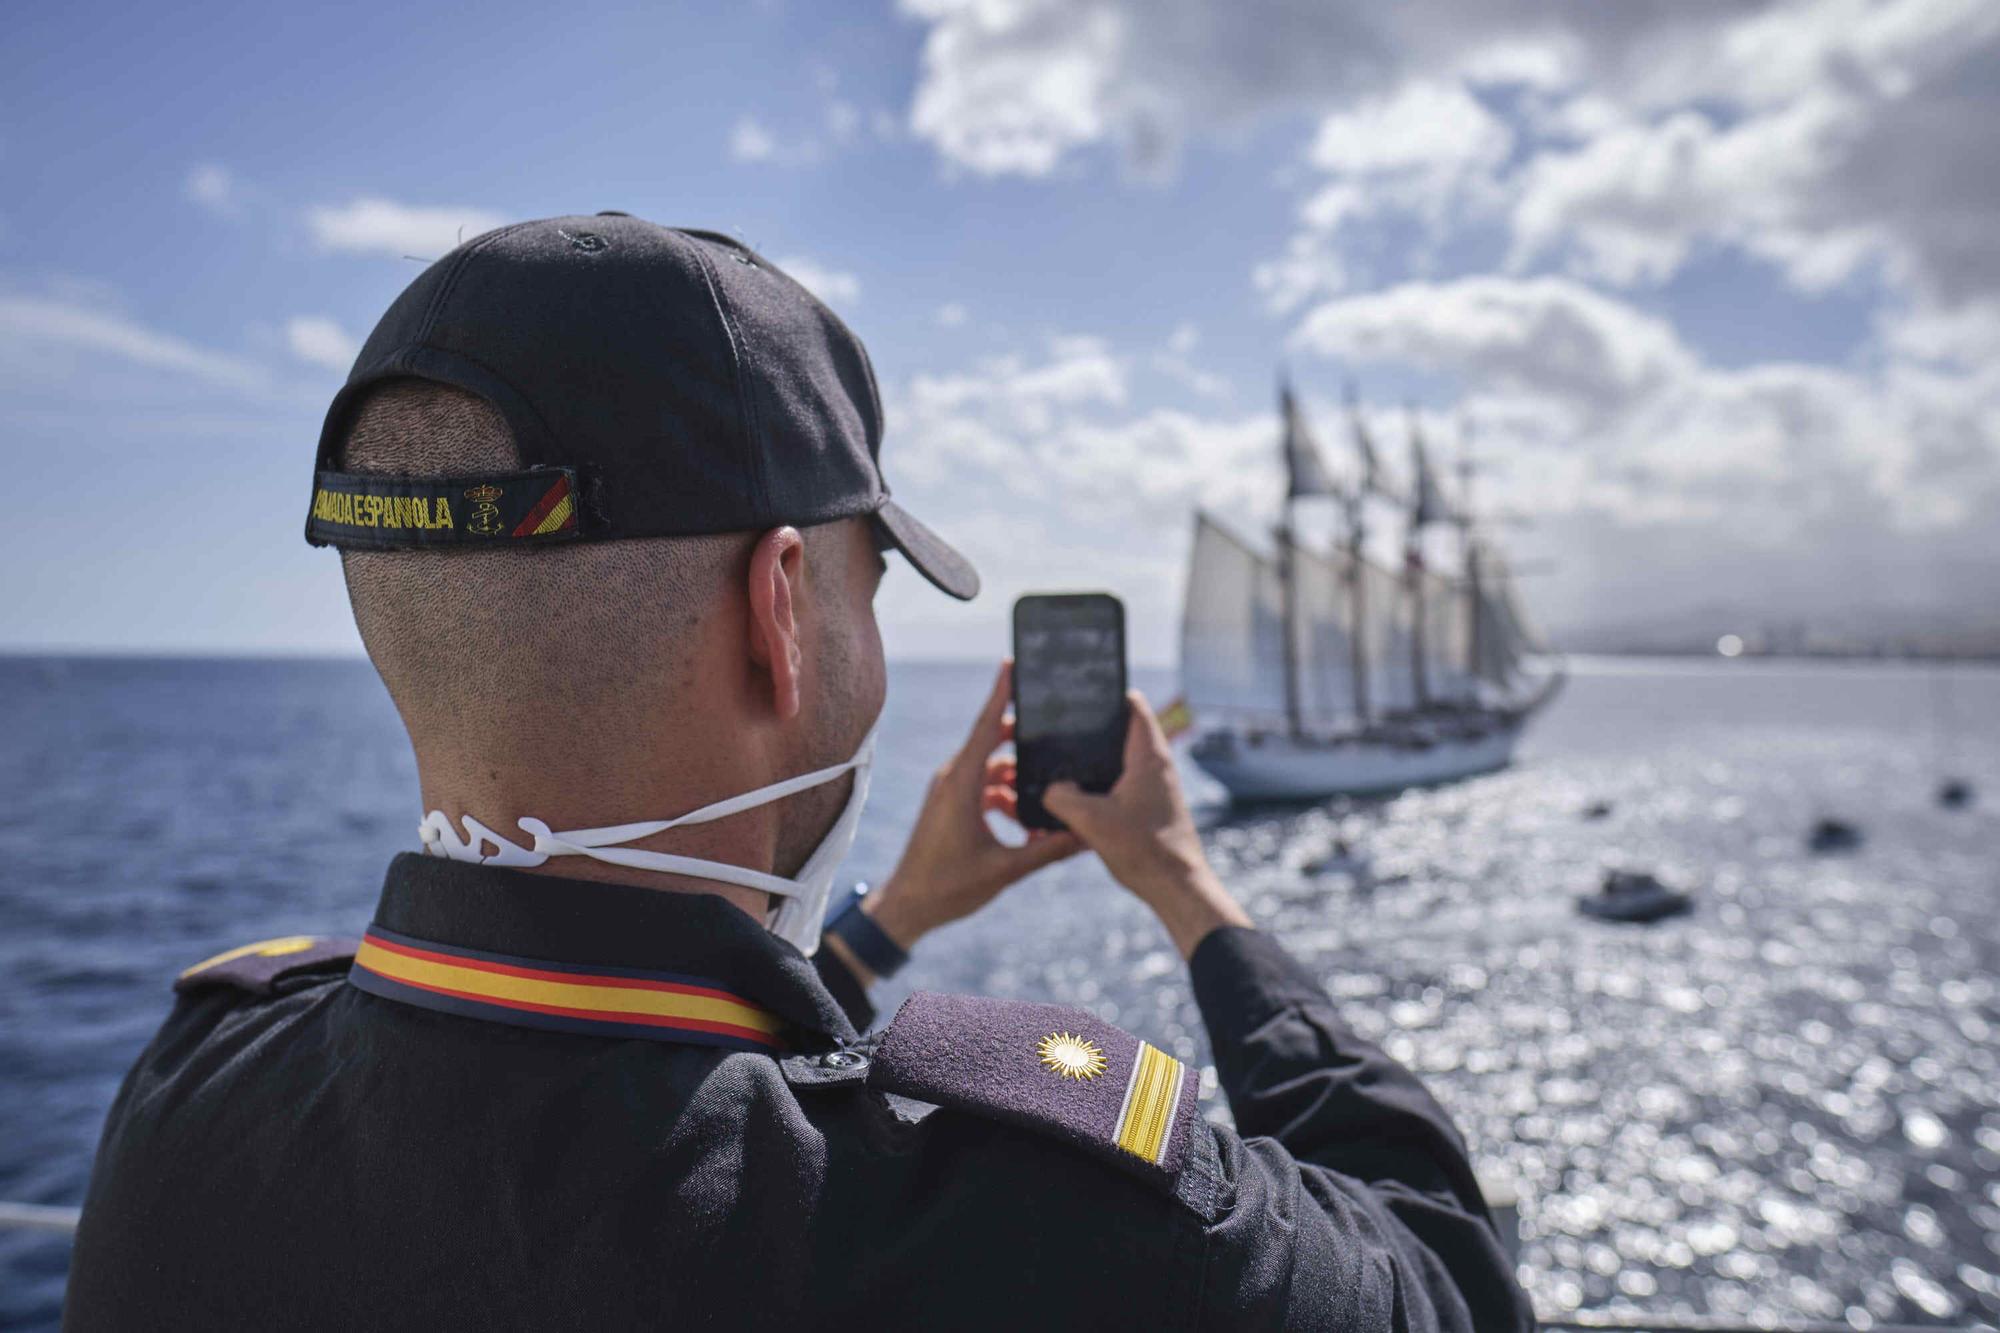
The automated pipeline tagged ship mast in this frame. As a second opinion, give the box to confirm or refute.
[1277,377,1305,738]
[1458,417,1479,688]
[1278,496,1303,738]
[1405,406,1430,709]
[1276,374,1346,738]
[1343,382,1372,724]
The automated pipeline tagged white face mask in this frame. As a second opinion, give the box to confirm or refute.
[417,723,876,955]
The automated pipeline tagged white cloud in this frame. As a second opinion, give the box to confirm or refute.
[732,100,894,166]
[888,0,2000,631]
[875,304,2000,654]
[1295,276,1693,412]
[1307,80,1510,181]
[904,0,1127,176]
[901,0,2000,304]
[884,332,1272,661]
[1499,1,2000,304]
[1259,79,1516,310]
[896,0,1741,180]
[306,198,508,259]
[1508,89,1883,292]
[285,316,359,372]
[774,257,862,307]
[729,116,779,163]
[1291,273,1999,541]
[0,293,265,392]
[1152,322,1231,399]
[184,163,240,216]
[935,301,969,328]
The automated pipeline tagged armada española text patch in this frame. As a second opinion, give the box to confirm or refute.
[305,468,582,548]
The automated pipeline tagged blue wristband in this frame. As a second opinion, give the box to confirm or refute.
[825,885,910,978]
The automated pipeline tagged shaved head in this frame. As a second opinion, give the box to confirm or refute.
[337,379,746,764]
[334,377,884,875]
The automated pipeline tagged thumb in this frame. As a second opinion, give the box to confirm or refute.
[1000,830,1082,877]
[1041,781,1107,836]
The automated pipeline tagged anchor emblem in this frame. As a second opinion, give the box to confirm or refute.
[465,483,505,536]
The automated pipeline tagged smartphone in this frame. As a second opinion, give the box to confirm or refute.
[1011,593,1128,831]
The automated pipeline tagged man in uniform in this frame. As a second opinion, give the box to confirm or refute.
[65,214,1531,1331]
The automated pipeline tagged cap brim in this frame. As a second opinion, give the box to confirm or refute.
[872,500,980,601]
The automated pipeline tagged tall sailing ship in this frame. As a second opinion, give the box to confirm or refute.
[1178,380,1563,801]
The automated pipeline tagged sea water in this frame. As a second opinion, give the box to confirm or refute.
[2,655,1996,1329]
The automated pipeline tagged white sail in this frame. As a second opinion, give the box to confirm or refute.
[1288,538,1359,731]
[1180,513,1289,721]
[1282,382,1341,499]
[1361,561,1417,713]
[1467,548,1546,694]
[1423,570,1475,703]
[1494,556,1549,656]
[1474,589,1523,686]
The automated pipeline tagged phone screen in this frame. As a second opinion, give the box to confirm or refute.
[1012,593,1128,830]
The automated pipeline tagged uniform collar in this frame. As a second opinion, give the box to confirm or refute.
[355,852,858,1050]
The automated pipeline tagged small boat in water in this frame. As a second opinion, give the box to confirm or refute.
[1179,381,1563,801]
[1807,817,1863,853]
[1577,870,1693,923]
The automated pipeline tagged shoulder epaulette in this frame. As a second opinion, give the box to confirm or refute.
[868,991,1201,1190]
[174,935,360,997]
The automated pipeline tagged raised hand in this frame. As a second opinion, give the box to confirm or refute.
[1043,692,1250,958]
[861,662,1082,958]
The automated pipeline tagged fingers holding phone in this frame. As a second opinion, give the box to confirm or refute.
[864,662,1082,956]
[1043,689,1253,959]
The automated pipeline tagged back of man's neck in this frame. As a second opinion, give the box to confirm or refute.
[513,852,775,923]
[416,778,783,925]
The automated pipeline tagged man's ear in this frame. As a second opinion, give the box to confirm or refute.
[746,526,806,721]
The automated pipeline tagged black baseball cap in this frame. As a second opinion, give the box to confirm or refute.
[304,211,978,600]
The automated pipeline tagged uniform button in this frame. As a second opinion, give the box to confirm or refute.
[821,1050,867,1071]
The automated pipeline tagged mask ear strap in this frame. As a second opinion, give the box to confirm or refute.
[417,722,881,948]
[420,811,544,867]
[514,821,806,898]
[536,751,864,850]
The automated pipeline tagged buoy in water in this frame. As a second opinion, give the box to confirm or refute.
[1303,838,1356,875]
[1577,870,1693,923]
[1807,817,1863,853]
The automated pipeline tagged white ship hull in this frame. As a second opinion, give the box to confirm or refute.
[1189,713,1526,801]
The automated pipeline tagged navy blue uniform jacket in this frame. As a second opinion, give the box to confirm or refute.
[65,854,1531,1331]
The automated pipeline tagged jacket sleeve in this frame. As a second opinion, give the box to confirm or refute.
[1184,926,1533,1331]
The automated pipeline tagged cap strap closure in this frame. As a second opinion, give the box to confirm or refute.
[305,468,581,548]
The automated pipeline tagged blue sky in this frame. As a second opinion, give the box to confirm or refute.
[5,0,1997,662]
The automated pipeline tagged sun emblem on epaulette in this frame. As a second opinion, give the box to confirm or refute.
[1037,1032,1107,1081]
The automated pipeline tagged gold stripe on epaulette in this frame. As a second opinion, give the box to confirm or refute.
[178,936,318,980]
[1113,1041,1186,1164]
